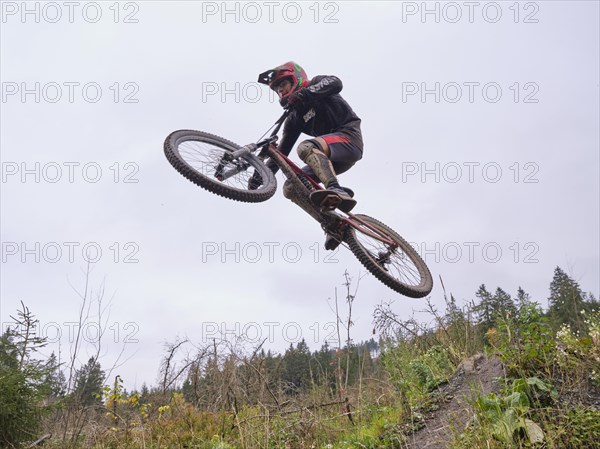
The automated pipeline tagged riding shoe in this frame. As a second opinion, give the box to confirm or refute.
[341,186,354,198]
[327,186,357,213]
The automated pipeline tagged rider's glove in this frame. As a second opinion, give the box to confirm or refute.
[281,88,307,109]
[248,170,263,190]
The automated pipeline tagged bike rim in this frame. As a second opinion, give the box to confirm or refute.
[176,137,253,190]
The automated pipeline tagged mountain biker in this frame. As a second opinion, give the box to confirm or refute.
[252,62,364,248]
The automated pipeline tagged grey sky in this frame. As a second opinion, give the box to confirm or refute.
[1,1,598,390]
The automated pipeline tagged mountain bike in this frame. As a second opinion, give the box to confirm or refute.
[164,111,433,298]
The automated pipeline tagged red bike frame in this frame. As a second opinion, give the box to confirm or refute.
[256,112,398,249]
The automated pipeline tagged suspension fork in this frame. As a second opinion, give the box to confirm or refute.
[215,109,289,181]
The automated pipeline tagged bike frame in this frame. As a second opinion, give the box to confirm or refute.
[218,111,396,247]
[244,110,398,248]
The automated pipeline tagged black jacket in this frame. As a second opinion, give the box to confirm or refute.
[271,75,363,171]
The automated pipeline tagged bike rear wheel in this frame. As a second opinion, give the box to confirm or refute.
[344,214,433,298]
[164,130,276,202]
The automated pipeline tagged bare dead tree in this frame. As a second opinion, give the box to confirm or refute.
[159,338,192,393]
[373,301,423,341]
[328,270,365,425]
[59,262,129,445]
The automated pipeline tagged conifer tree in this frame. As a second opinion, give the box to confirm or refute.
[281,340,311,394]
[548,266,588,334]
[0,304,52,446]
[474,284,495,331]
[73,357,105,406]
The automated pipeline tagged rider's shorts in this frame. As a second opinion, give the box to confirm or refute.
[301,128,363,180]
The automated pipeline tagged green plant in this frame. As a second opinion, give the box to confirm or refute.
[0,303,52,447]
[556,310,600,386]
[553,406,600,448]
[471,377,557,446]
[209,434,235,449]
[496,303,556,377]
[382,343,455,404]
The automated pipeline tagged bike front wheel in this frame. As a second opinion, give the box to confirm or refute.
[344,214,433,298]
[164,130,277,202]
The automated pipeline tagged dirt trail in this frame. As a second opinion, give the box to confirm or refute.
[404,353,504,449]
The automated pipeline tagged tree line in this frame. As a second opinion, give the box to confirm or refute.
[1,266,598,447]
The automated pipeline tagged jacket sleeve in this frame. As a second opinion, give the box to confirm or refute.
[302,75,343,102]
[266,116,302,174]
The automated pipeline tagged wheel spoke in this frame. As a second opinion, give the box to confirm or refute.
[164,130,276,203]
[358,235,421,285]
[176,139,252,191]
[344,214,433,297]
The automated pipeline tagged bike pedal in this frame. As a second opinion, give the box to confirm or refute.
[320,195,342,210]
[310,190,340,209]
[310,189,357,213]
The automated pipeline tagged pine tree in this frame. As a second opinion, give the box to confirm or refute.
[140,383,150,402]
[0,329,44,445]
[584,293,600,314]
[312,341,334,388]
[548,266,588,334]
[281,340,311,394]
[516,287,532,309]
[445,294,463,327]
[474,284,495,331]
[365,338,380,358]
[0,304,52,446]
[262,349,279,395]
[44,352,66,399]
[493,287,517,320]
[73,357,105,406]
[202,352,223,410]
[474,284,519,333]
[182,360,201,405]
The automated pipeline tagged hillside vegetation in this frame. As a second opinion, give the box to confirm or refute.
[1,267,599,449]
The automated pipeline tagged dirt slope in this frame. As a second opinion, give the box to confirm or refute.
[404,353,504,449]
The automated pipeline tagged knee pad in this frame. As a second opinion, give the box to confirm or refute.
[297,140,337,186]
[297,140,323,162]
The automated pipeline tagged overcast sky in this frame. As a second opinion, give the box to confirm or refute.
[1,1,598,390]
